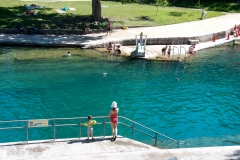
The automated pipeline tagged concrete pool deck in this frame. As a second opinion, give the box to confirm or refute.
[1,136,240,160]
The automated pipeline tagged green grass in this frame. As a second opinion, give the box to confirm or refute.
[0,0,223,29]
[169,1,240,13]
[202,2,240,13]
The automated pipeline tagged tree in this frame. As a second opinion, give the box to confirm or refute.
[156,0,168,16]
[92,0,102,22]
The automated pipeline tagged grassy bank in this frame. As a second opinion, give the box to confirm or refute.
[0,1,223,29]
[169,1,240,13]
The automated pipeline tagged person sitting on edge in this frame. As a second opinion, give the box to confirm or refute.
[189,44,196,54]
[17,22,24,34]
[162,45,168,57]
[30,26,38,30]
[233,29,238,37]
[66,51,71,56]
[115,45,121,55]
[88,27,92,33]
[107,42,113,52]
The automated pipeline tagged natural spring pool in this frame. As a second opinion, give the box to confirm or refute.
[0,46,239,148]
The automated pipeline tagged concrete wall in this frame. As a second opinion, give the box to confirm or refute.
[0,24,239,49]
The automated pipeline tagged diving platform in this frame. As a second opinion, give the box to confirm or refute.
[131,34,147,58]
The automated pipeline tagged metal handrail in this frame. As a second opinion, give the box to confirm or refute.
[119,116,176,142]
[172,46,180,60]
[180,46,187,61]
[0,116,181,147]
[144,34,147,51]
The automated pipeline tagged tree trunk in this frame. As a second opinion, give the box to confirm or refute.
[92,0,102,22]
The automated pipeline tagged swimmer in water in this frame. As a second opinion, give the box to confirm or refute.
[66,51,71,56]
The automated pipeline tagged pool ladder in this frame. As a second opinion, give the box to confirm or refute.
[172,46,187,61]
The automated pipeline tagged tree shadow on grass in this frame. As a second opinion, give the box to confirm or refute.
[168,11,187,17]
[201,3,240,12]
[0,6,105,30]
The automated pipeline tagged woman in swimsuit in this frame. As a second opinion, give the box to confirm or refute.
[109,101,119,141]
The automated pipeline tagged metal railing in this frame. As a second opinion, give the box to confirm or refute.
[180,46,187,61]
[172,46,180,60]
[0,116,183,147]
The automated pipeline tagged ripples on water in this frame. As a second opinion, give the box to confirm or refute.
[0,46,240,148]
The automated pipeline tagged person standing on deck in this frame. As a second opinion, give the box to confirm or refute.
[109,101,119,141]
[106,19,112,36]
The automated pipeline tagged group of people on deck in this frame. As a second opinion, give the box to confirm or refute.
[104,28,197,56]
[107,42,121,55]
[161,44,196,58]
[161,45,172,58]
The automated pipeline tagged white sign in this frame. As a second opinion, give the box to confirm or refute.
[28,120,48,127]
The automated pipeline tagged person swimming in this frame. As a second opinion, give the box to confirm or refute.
[66,51,71,56]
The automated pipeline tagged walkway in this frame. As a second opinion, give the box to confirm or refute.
[0,13,239,48]
[82,13,240,46]
[1,137,240,160]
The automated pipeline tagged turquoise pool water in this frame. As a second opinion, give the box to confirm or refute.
[0,46,240,148]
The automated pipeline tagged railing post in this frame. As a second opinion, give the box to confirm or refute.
[180,46,187,61]
[104,117,106,137]
[155,133,158,146]
[79,118,82,139]
[132,122,134,139]
[26,122,28,142]
[54,119,56,141]
[172,46,175,60]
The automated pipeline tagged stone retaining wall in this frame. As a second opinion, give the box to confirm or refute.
[96,31,228,48]
[0,28,106,35]
[0,25,239,48]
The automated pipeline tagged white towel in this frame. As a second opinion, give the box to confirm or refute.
[101,5,109,8]
[55,9,66,14]
[69,8,76,11]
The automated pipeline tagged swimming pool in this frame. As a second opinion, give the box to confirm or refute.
[0,46,239,148]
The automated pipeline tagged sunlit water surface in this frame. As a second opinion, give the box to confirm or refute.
[0,46,240,148]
